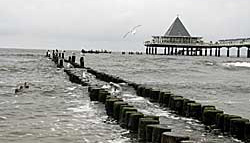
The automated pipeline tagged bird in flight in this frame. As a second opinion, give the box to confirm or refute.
[123,25,142,38]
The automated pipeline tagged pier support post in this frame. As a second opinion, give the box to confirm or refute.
[190,48,193,56]
[186,48,189,56]
[205,48,207,56]
[237,47,240,57]
[164,47,166,55]
[215,48,218,57]
[146,47,148,55]
[247,47,250,58]
[149,47,151,55]
[218,48,220,57]
[151,47,154,55]
[171,47,174,55]
[175,48,177,55]
[155,47,157,55]
[195,48,198,56]
[200,49,203,56]
[168,47,170,55]
[182,48,184,55]
[210,48,212,56]
[227,47,230,57]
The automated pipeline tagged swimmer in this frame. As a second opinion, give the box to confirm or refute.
[24,82,29,88]
[15,85,23,94]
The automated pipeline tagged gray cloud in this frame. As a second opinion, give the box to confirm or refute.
[0,0,249,51]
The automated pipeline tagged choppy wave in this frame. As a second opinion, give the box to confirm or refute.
[222,62,250,68]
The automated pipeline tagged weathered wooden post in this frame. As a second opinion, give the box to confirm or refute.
[190,48,193,56]
[205,48,207,56]
[186,48,189,56]
[200,48,203,56]
[164,47,166,55]
[62,51,65,59]
[71,53,76,63]
[149,47,151,55]
[168,47,170,55]
[218,47,221,57]
[247,47,250,58]
[146,47,148,54]
[80,57,84,68]
[182,47,185,55]
[237,47,240,57]
[215,47,218,56]
[171,47,174,55]
[155,47,157,55]
[175,47,178,55]
[227,47,230,57]
[210,48,212,56]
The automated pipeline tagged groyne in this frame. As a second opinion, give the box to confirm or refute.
[46,50,250,143]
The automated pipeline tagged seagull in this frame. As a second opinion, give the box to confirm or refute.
[123,25,142,38]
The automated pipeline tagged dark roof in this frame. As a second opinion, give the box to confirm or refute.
[164,17,191,37]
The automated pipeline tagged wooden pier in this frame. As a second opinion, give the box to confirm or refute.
[144,42,250,58]
[144,17,250,58]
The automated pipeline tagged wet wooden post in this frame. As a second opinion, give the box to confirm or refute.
[146,47,148,54]
[72,53,76,63]
[237,47,240,57]
[190,48,193,56]
[247,47,250,58]
[218,47,221,57]
[195,48,198,56]
[182,47,185,55]
[80,57,84,67]
[171,47,174,55]
[227,47,230,57]
[175,47,177,55]
[186,48,189,56]
[149,47,151,55]
[210,48,212,56]
[215,47,218,56]
[155,47,157,55]
[200,48,203,56]
[168,47,170,55]
[164,47,166,55]
[62,51,65,59]
[205,48,207,56]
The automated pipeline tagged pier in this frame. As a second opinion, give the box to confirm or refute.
[144,17,250,58]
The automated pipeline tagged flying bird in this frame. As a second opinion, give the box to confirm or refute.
[123,25,142,38]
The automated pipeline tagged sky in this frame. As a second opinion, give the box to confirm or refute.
[0,0,249,51]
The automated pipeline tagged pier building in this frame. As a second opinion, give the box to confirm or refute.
[144,17,250,58]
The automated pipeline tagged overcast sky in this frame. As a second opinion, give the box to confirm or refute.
[0,0,249,51]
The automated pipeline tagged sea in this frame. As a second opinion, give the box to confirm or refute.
[0,48,250,143]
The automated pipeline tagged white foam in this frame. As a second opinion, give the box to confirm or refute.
[223,62,250,68]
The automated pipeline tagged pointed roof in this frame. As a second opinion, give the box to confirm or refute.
[164,17,191,37]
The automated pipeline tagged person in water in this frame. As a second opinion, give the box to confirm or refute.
[15,82,29,94]
[24,82,29,88]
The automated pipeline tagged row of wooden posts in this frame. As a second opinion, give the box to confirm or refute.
[145,46,250,58]
[46,50,250,143]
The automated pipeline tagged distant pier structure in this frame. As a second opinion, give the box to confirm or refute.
[144,17,250,58]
